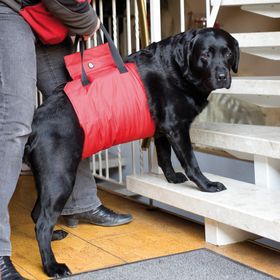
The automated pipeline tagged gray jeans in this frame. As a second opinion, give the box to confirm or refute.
[0,4,100,256]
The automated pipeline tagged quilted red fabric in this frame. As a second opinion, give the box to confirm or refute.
[64,43,155,159]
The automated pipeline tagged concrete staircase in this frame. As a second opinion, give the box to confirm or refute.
[127,121,280,245]
[215,76,280,107]
[221,31,280,106]
[127,0,280,246]
[127,172,280,244]
[232,32,280,61]
[216,0,280,18]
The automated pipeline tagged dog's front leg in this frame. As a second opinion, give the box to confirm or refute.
[166,128,226,192]
[154,135,187,183]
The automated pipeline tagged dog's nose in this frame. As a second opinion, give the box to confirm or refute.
[218,73,227,81]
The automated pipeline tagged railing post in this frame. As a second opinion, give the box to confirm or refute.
[150,0,161,43]
[206,0,221,27]
[136,0,150,46]
[180,0,185,32]
[149,0,161,175]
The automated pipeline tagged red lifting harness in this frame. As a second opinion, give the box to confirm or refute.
[64,39,155,159]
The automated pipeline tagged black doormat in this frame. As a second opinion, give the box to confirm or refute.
[63,248,278,280]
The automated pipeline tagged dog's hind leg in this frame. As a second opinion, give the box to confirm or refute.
[33,166,77,277]
[26,92,84,277]
[29,141,82,276]
[32,198,68,241]
[31,197,40,223]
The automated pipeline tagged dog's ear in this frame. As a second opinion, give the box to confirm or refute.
[174,29,198,76]
[231,38,240,73]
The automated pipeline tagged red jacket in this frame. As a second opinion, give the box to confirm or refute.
[0,0,98,44]
[64,44,155,159]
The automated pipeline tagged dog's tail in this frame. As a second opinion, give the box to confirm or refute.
[23,142,32,168]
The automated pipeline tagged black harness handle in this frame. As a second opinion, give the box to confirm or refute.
[100,23,128,73]
[80,23,128,86]
[78,39,91,86]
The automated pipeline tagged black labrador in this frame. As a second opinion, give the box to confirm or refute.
[24,28,239,277]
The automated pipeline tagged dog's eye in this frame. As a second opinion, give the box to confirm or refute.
[226,51,232,57]
[201,53,210,61]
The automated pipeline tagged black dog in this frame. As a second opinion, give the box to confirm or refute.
[24,28,239,277]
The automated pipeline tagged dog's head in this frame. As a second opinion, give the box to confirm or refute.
[174,28,239,92]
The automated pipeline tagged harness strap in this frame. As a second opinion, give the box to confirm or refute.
[100,23,128,74]
[79,23,128,86]
[79,39,91,86]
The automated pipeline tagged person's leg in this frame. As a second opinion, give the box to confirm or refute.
[0,3,36,279]
[36,39,132,226]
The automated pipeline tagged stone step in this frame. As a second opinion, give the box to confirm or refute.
[214,0,280,5]
[213,0,280,18]
[231,32,280,60]
[190,122,280,159]
[241,3,280,18]
[126,172,280,242]
[214,76,280,107]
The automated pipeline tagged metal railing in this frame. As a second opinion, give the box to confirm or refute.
[90,0,146,185]
[89,0,188,187]
[206,0,221,27]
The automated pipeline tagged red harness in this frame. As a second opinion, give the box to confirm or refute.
[64,43,155,159]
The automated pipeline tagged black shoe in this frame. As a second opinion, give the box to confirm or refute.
[63,205,133,228]
[0,256,27,280]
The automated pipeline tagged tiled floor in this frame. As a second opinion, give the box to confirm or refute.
[9,175,280,279]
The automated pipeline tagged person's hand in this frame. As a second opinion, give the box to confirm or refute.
[83,18,100,41]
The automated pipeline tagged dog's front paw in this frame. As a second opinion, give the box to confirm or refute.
[166,172,187,184]
[202,181,226,193]
[45,262,71,278]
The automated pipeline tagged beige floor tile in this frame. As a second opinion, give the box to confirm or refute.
[59,190,204,243]
[11,222,124,280]
[88,222,204,262]
[14,264,37,280]
[12,175,37,211]
[9,175,280,280]
[9,203,34,227]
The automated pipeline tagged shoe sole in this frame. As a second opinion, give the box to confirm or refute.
[64,218,133,228]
